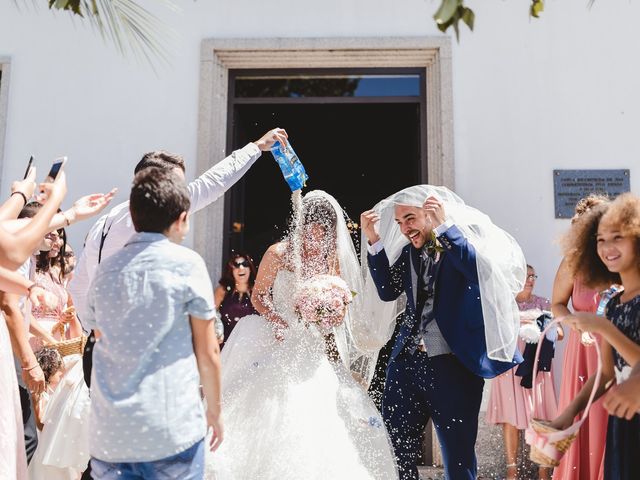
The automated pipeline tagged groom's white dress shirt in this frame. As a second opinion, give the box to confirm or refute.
[69,143,261,322]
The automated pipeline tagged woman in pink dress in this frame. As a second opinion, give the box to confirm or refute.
[551,194,609,480]
[29,229,82,352]
[551,265,608,479]
[486,264,561,480]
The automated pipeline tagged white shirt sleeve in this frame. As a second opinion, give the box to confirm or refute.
[433,219,454,237]
[68,218,104,324]
[188,143,262,214]
[367,239,385,256]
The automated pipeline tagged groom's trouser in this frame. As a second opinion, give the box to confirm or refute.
[383,351,484,480]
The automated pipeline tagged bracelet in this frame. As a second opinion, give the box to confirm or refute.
[11,191,28,206]
[22,363,40,372]
[61,210,72,227]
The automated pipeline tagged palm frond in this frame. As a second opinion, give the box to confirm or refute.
[14,0,176,69]
[88,0,176,67]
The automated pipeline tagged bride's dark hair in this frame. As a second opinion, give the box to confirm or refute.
[301,196,338,232]
[285,194,339,272]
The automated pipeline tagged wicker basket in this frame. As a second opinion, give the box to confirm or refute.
[525,318,602,467]
[51,335,87,357]
[527,419,578,467]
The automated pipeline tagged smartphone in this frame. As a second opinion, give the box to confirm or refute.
[23,156,34,179]
[46,156,67,181]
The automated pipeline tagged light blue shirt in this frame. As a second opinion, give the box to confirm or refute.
[84,232,215,462]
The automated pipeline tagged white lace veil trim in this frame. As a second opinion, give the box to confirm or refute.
[292,190,380,387]
[359,185,527,362]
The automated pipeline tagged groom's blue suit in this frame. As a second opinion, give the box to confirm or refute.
[368,224,522,480]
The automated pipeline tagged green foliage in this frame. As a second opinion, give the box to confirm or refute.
[434,0,553,39]
[15,1,596,64]
[49,0,82,15]
[433,0,475,40]
[530,0,544,18]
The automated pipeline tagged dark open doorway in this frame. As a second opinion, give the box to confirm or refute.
[224,69,427,263]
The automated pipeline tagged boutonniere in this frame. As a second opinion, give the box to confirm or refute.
[425,231,445,257]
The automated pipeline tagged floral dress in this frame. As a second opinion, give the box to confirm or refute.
[603,293,640,480]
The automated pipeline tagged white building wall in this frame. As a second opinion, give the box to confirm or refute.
[0,0,638,301]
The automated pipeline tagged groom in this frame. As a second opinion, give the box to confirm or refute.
[361,195,521,480]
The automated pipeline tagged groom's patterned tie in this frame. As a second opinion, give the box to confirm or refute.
[410,245,452,356]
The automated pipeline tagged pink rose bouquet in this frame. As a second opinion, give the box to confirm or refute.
[294,274,353,331]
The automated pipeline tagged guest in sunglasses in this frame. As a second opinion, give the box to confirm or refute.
[214,252,258,348]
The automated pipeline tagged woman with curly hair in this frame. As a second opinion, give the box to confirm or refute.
[551,194,610,480]
[550,193,640,480]
[214,252,258,348]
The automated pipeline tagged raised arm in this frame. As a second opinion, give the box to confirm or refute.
[424,196,478,284]
[188,129,288,214]
[0,172,66,269]
[1,189,117,237]
[0,169,37,221]
[361,209,403,302]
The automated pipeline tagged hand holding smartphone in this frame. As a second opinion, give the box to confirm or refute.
[36,156,68,204]
[45,156,67,182]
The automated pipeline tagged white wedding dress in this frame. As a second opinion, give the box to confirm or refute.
[206,269,398,480]
[27,354,91,480]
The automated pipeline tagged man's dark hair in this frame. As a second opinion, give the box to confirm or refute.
[18,201,42,219]
[130,168,191,233]
[134,151,186,175]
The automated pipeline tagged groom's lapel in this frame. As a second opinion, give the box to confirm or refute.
[409,248,419,310]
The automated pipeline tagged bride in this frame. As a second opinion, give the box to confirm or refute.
[206,190,398,480]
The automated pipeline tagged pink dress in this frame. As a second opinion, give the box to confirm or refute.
[552,281,607,480]
[0,318,28,480]
[29,270,68,352]
[486,294,558,429]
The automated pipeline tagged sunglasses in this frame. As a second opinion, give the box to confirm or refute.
[232,260,250,269]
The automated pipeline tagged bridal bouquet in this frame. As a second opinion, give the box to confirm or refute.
[294,275,353,331]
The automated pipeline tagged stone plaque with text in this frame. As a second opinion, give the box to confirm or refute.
[553,169,630,218]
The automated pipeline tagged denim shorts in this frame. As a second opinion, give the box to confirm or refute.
[91,439,204,480]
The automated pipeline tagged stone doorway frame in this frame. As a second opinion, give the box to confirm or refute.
[195,36,454,282]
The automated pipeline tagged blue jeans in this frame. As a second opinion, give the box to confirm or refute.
[91,439,204,480]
